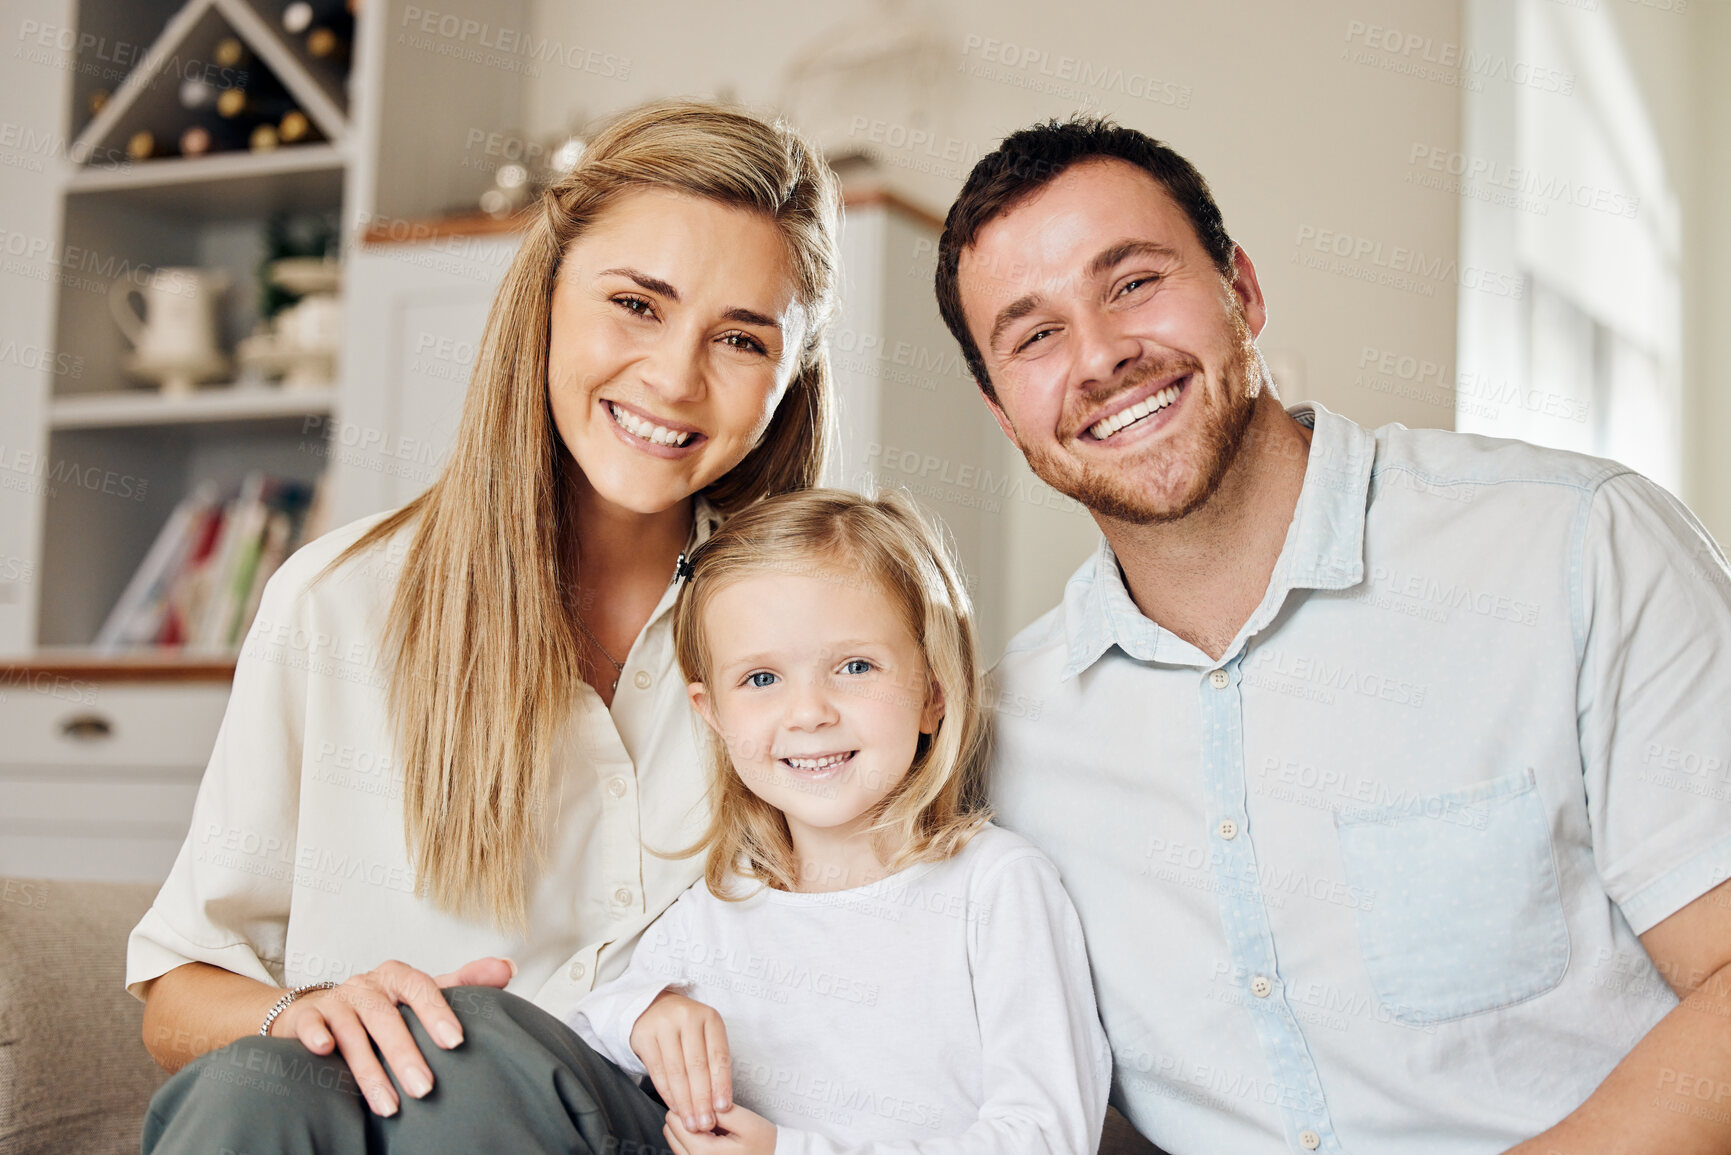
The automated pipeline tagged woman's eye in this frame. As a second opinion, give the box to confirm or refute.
[720,331,768,355]
[746,671,777,688]
[614,295,654,317]
[840,659,874,676]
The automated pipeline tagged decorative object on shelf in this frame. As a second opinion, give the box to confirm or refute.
[108,267,232,396]
[237,257,342,389]
[479,123,589,218]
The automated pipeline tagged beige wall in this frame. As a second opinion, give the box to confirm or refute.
[520,0,1468,647]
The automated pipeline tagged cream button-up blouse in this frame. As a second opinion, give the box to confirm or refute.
[125,498,722,1024]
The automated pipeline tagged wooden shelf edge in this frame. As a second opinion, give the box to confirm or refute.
[1,653,237,682]
[358,186,947,246]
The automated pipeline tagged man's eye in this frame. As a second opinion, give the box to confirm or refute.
[746,671,777,688]
[1118,275,1158,296]
[1017,327,1056,352]
[840,659,873,676]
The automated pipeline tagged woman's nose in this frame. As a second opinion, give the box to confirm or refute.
[639,328,707,404]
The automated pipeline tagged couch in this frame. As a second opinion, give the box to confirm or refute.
[0,878,1162,1154]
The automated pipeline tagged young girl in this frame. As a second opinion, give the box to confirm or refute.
[567,488,1111,1155]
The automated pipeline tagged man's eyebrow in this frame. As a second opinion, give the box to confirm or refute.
[1088,239,1182,279]
[986,240,1184,351]
[989,294,1042,350]
[599,267,781,333]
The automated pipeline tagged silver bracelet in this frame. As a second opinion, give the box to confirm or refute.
[259,981,339,1036]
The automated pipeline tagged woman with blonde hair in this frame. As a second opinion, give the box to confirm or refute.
[131,98,841,1151]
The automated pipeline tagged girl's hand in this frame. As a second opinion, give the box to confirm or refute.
[268,956,516,1117]
[629,990,734,1132]
[664,1103,776,1155]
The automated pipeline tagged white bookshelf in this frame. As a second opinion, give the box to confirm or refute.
[2,0,527,661]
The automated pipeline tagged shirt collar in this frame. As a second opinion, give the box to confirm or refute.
[1059,400,1376,679]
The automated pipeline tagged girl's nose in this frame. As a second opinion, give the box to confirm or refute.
[786,679,840,730]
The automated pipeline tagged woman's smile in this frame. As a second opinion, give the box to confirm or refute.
[601,397,707,458]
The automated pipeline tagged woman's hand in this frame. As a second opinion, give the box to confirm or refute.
[664,1104,776,1155]
[268,956,516,1116]
[629,990,735,1133]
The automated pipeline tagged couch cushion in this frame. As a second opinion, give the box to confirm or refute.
[0,879,167,1155]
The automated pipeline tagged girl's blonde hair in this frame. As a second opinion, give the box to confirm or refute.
[329,100,842,928]
[671,488,990,896]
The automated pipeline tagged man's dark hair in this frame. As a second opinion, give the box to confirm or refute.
[934,116,1236,402]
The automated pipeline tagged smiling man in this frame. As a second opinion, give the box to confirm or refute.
[936,117,1731,1154]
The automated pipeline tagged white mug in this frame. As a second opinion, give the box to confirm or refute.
[109,267,229,366]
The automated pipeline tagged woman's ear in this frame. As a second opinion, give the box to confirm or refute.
[920,675,946,735]
[688,681,721,734]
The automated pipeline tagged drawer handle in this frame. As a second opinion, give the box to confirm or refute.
[59,713,114,741]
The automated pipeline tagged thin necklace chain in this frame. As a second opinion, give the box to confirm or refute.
[574,613,625,691]
[574,551,690,693]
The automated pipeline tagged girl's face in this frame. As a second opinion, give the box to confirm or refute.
[687,564,946,853]
[547,187,811,517]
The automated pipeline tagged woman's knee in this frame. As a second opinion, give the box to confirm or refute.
[144,1036,363,1151]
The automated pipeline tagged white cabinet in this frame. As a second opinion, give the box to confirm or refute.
[0,674,230,881]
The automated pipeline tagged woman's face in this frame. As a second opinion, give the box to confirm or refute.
[547,187,811,517]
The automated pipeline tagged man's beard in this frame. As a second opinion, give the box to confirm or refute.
[1014,307,1266,526]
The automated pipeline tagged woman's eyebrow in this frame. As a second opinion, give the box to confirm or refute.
[599,266,780,332]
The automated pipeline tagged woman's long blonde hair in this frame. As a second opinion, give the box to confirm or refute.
[671,489,990,897]
[329,101,841,928]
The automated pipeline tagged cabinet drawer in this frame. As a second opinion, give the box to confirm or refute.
[0,681,231,767]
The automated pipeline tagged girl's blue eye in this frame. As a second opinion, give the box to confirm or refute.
[746,671,777,688]
[841,659,873,675]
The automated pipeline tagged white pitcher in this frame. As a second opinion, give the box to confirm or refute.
[109,267,231,395]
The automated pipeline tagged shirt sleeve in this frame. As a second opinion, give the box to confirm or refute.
[124,555,314,999]
[773,849,1112,1155]
[1578,471,1731,935]
[565,883,700,1077]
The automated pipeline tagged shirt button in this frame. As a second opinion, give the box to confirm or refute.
[613,887,634,906]
[606,776,627,798]
[568,959,587,980]
[633,670,652,690]
[1251,975,1273,998]
[1208,669,1229,689]
[1299,1130,1321,1151]
[1217,819,1238,841]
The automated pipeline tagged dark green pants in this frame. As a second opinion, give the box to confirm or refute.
[142,986,674,1154]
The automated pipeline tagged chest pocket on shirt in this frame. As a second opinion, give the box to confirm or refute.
[1333,768,1570,1025]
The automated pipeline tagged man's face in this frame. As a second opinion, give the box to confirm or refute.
[957,158,1269,524]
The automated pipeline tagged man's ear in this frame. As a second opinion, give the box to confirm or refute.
[1228,243,1268,338]
[688,682,720,734]
[920,676,946,736]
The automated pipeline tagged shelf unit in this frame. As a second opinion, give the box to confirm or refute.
[1,0,529,662]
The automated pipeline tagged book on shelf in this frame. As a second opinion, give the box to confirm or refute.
[94,472,324,655]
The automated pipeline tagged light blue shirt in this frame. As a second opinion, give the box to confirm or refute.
[988,402,1731,1154]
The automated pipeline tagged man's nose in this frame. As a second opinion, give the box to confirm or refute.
[1071,308,1141,388]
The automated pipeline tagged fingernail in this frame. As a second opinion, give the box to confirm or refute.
[369,1087,398,1116]
[687,1116,700,1130]
[700,1114,713,1129]
[310,1031,330,1048]
[434,1021,464,1049]
[715,1097,729,1112]
[503,957,518,980]
[404,1068,433,1098]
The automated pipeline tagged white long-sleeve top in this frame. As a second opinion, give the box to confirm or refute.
[568,823,1111,1155]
